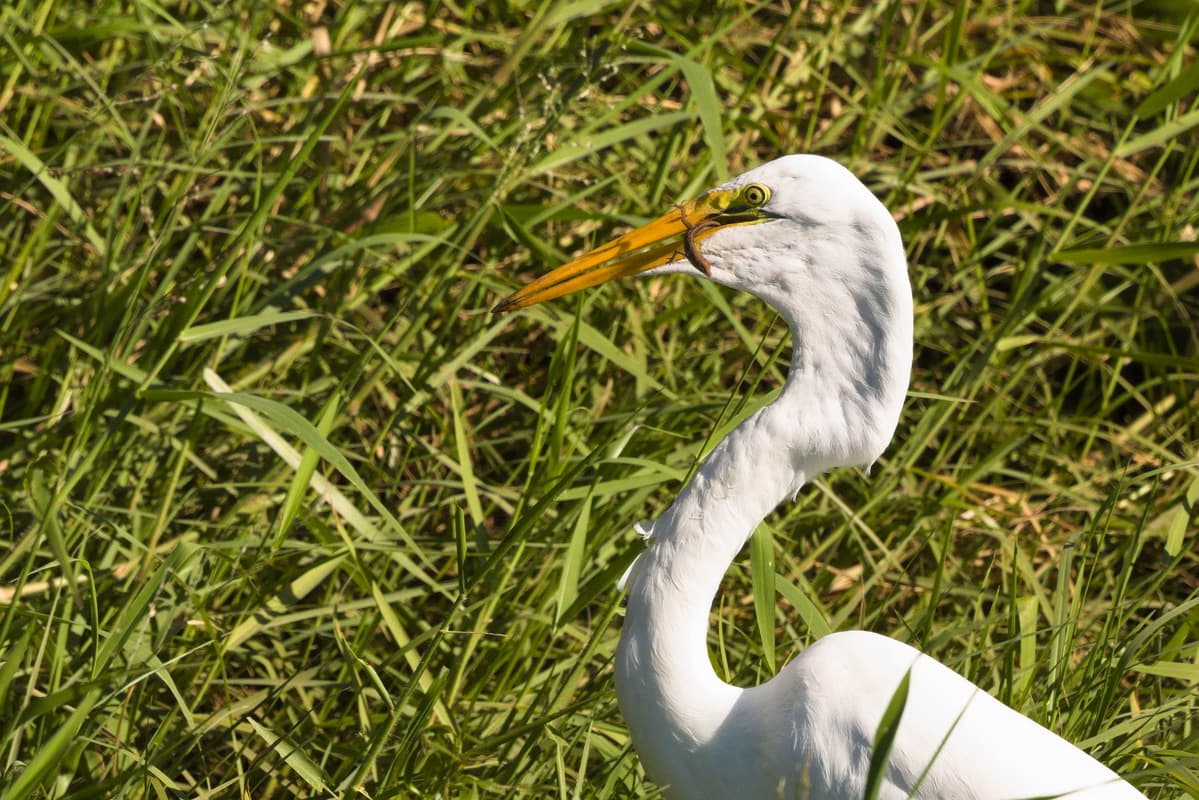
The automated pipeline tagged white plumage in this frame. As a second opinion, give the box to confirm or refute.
[496,155,1145,799]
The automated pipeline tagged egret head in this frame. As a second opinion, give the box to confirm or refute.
[494,154,913,467]
[644,156,909,329]
[493,155,907,327]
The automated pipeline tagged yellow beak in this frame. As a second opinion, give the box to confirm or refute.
[492,188,760,313]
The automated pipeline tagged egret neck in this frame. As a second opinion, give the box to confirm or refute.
[615,213,913,775]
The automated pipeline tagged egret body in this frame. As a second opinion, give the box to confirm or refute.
[494,156,1145,799]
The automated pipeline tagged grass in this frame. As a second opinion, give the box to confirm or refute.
[1,0,1197,797]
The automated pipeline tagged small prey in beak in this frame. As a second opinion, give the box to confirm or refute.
[678,203,722,276]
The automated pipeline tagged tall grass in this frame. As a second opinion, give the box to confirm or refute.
[1,1,1196,797]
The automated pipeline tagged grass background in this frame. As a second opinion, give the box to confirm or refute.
[2,0,1198,797]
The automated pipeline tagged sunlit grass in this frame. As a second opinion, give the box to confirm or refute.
[0,1,1196,797]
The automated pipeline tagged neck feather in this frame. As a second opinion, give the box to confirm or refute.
[615,256,911,747]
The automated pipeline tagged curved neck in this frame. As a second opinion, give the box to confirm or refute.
[624,302,910,638]
[619,360,809,702]
[631,370,809,626]
[616,268,912,748]
[613,358,813,768]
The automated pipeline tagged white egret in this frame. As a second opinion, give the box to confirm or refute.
[494,155,1146,799]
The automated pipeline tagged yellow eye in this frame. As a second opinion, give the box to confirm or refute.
[741,183,770,207]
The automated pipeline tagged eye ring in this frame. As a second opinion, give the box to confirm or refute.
[741,183,770,207]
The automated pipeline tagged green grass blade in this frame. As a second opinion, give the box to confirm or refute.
[2,689,101,800]
[225,555,345,650]
[555,495,591,626]
[1054,242,1199,264]
[750,522,777,673]
[177,310,322,344]
[247,717,332,793]
[530,111,692,174]
[274,390,340,547]
[864,669,911,800]
[675,57,728,181]
[0,132,107,256]
[775,575,832,640]
[1163,473,1198,558]
[450,379,485,528]
[1117,107,1199,156]
[1135,61,1199,118]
